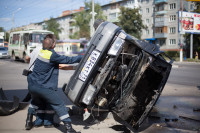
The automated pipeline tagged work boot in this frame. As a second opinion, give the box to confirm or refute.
[64,122,77,133]
[25,113,33,130]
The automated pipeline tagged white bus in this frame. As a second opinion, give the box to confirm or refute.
[8,30,53,62]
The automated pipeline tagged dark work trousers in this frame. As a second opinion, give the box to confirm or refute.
[34,102,55,126]
[28,82,71,123]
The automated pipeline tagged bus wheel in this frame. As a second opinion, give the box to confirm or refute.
[23,54,28,63]
[11,52,16,61]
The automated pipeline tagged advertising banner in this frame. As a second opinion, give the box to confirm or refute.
[179,11,200,33]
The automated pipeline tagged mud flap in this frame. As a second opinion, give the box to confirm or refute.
[0,87,28,116]
[0,87,8,100]
[0,96,20,116]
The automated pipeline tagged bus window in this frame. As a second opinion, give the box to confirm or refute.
[24,33,29,45]
[12,34,20,45]
[31,34,46,43]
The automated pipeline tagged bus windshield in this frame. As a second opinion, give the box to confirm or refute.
[30,33,47,43]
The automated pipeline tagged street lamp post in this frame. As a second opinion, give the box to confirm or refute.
[90,0,96,37]
[12,8,22,30]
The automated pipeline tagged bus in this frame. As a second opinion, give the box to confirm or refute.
[8,30,53,62]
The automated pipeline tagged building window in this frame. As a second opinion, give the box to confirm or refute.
[111,4,116,9]
[139,9,143,14]
[146,29,150,35]
[169,15,176,22]
[146,8,149,13]
[155,16,164,22]
[146,19,150,24]
[158,39,166,46]
[169,39,176,45]
[109,13,117,20]
[169,27,176,34]
[155,27,163,33]
[156,4,164,11]
[169,3,176,10]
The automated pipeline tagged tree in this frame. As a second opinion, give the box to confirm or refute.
[45,18,63,39]
[0,27,9,42]
[0,27,4,32]
[71,1,106,39]
[118,7,146,39]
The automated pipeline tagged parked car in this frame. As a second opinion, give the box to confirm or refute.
[0,47,9,58]
[63,21,173,131]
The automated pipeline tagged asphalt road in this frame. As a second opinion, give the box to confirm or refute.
[0,59,200,133]
[168,62,200,87]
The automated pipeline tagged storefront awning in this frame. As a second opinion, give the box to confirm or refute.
[145,38,156,41]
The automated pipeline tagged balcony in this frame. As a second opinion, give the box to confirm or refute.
[155,33,168,38]
[155,19,168,27]
[155,10,168,15]
[155,0,168,5]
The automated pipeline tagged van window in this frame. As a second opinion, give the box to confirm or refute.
[12,34,20,45]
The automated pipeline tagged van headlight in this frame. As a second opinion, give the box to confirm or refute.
[108,37,124,56]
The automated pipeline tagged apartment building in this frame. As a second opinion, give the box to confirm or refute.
[23,0,193,51]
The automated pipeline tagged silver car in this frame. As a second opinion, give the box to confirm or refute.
[0,47,9,58]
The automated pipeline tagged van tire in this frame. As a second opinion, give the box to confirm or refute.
[23,53,28,63]
[11,52,16,61]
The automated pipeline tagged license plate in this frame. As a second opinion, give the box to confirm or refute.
[79,50,100,81]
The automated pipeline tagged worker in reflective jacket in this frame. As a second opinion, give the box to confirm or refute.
[27,34,82,133]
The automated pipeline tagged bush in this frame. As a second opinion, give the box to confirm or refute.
[164,51,180,58]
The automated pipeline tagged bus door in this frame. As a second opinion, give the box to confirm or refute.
[12,34,20,56]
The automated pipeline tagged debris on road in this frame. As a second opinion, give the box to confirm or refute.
[179,115,200,122]
[193,108,200,112]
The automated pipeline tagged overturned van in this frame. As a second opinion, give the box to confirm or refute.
[63,21,173,131]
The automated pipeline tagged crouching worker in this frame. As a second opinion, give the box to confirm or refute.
[27,34,82,133]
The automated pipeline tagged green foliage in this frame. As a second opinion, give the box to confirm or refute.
[72,1,106,39]
[164,51,180,58]
[5,32,9,42]
[0,27,5,32]
[69,31,79,39]
[0,27,9,41]
[45,18,63,39]
[118,7,146,39]
[194,2,200,13]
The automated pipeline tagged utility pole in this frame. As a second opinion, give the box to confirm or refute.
[190,33,193,58]
[180,0,183,62]
[12,8,21,30]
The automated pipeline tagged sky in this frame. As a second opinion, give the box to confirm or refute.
[0,0,115,31]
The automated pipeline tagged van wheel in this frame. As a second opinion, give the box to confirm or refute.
[11,52,16,61]
[23,54,28,63]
